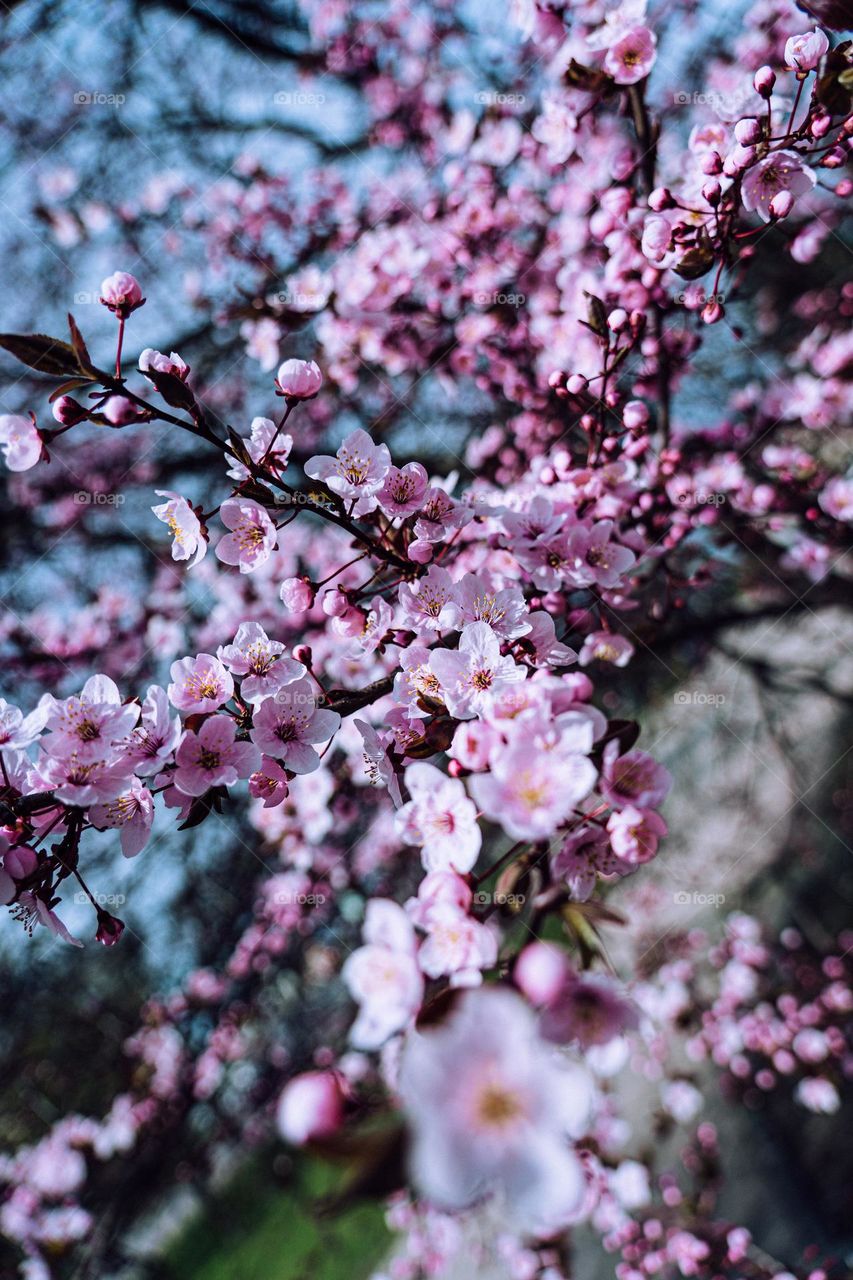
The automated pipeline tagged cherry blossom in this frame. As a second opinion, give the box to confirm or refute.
[249,679,341,774]
[168,653,234,713]
[151,490,207,566]
[173,717,260,796]
[0,414,42,472]
[215,497,277,572]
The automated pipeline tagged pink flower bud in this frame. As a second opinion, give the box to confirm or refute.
[275,358,323,400]
[701,151,723,175]
[547,370,566,389]
[819,147,846,168]
[769,189,795,219]
[4,845,38,879]
[702,300,724,325]
[753,66,776,98]
[810,112,831,139]
[784,28,829,72]
[280,576,314,612]
[701,179,722,206]
[95,912,125,946]
[729,144,756,170]
[648,187,673,212]
[103,395,144,426]
[52,395,87,426]
[99,271,145,319]
[276,1071,343,1145]
[515,942,569,1006]
[322,588,351,617]
[567,373,588,395]
[292,644,312,666]
[608,307,628,332]
[622,400,650,430]
[734,118,761,145]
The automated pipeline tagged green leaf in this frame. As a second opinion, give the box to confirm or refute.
[0,331,85,378]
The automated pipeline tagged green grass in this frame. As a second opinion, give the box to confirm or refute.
[164,1155,392,1280]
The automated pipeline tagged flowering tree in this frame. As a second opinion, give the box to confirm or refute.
[0,0,851,1276]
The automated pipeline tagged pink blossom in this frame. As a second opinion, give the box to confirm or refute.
[43,674,139,763]
[99,270,144,317]
[377,462,429,518]
[277,1072,343,1145]
[217,621,305,704]
[248,755,290,807]
[151,490,207,566]
[819,475,853,521]
[600,742,671,810]
[398,565,460,633]
[138,348,189,379]
[125,684,181,775]
[784,28,829,71]
[539,972,639,1047]
[469,742,596,840]
[454,575,530,639]
[741,151,816,223]
[173,716,260,796]
[606,805,667,864]
[399,987,591,1233]
[407,871,497,983]
[604,27,657,85]
[305,428,390,515]
[275,358,323,399]
[578,631,635,667]
[215,498,277,572]
[249,679,341,773]
[566,520,637,589]
[532,92,579,164]
[13,892,83,947]
[168,653,234,713]
[342,899,423,1048]
[226,416,293,480]
[429,622,526,720]
[397,761,482,873]
[90,781,154,856]
[0,414,42,472]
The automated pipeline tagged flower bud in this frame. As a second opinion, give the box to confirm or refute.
[280,577,315,612]
[95,911,125,946]
[702,300,724,325]
[607,307,628,332]
[769,190,795,220]
[292,644,313,666]
[99,271,145,319]
[701,151,723,176]
[734,118,761,145]
[648,187,674,212]
[567,373,588,395]
[52,395,88,426]
[753,66,776,98]
[810,112,831,139]
[275,358,323,400]
[407,538,433,564]
[622,400,650,431]
[701,179,722,206]
[277,1071,343,1145]
[515,942,569,1006]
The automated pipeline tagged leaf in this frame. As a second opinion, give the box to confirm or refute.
[48,377,97,403]
[583,291,609,339]
[0,332,84,378]
[140,366,197,410]
[67,313,94,373]
[674,244,715,280]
